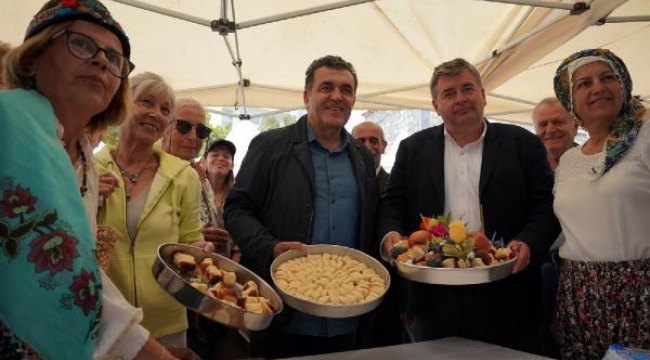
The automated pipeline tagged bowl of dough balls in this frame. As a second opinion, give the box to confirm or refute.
[270,244,390,318]
[153,243,283,331]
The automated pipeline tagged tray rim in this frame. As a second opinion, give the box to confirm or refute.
[153,243,283,330]
[270,244,390,318]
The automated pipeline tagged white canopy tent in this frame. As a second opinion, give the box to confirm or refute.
[3,0,649,125]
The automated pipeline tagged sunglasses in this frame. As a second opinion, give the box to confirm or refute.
[174,119,212,140]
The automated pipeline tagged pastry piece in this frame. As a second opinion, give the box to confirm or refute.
[494,247,513,260]
[173,252,196,272]
[222,271,237,287]
[205,265,224,284]
[242,280,259,297]
[191,282,208,293]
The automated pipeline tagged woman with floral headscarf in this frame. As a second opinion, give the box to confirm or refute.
[553,49,650,359]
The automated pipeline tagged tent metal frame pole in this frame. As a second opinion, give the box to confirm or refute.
[479,0,587,12]
[108,0,212,27]
[237,0,376,29]
[599,15,650,24]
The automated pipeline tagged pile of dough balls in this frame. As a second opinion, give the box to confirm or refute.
[273,253,386,305]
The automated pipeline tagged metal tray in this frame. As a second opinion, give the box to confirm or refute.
[392,257,516,285]
[380,239,517,285]
[152,243,283,331]
[270,244,390,318]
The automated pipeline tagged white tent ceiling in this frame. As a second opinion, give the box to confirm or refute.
[3,0,650,125]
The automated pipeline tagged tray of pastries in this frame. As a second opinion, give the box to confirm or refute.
[270,244,390,318]
[153,243,283,331]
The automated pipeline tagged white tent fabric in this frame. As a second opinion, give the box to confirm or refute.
[3,0,649,125]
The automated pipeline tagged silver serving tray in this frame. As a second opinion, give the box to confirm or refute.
[380,239,517,285]
[393,257,516,285]
[152,243,283,331]
[270,244,390,318]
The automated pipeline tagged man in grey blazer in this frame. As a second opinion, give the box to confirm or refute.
[378,58,560,354]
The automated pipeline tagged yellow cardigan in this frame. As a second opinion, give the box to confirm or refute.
[95,146,204,338]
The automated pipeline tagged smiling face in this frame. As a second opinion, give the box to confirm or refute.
[533,101,577,156]
[432,69,486,131]
[571,61,624,127]
[205,145,234,179]
[31,21,122,121]
[125,92,172,145]
[303,66,356,134]
[165,105,206,161]
[351,122,386,168]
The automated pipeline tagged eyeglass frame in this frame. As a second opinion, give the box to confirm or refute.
[49,30,135,79]
[174,118,212,140]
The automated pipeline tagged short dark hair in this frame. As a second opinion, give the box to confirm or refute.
[304,55,358,92]
[429,58,482,101]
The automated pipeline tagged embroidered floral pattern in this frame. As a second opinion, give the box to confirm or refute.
[69,269,99,315]
[0,180,101,329]
[0,185,37,219]
[28,229,79,275]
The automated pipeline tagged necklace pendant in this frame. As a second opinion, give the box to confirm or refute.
[129,174,139,184]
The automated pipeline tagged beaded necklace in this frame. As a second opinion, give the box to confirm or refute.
[78,142,88,197]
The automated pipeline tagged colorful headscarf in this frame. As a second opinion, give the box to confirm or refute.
[25,0,131,58]
[553,48,646,177]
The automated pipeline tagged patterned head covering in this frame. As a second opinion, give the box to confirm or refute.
[25,0,131,58]
[553,48,645,177]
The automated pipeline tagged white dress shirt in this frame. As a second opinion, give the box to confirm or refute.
[443,124,486,232]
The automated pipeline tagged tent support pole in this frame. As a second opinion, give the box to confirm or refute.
[480,0,588,13]
[237,0,376,29]
[108,0,211,26]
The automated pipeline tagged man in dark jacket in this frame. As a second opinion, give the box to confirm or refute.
[352,121,390,192]
[225,55,379,359]
[378,58,560,355]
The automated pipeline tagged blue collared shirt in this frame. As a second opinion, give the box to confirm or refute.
[283,121,360,337]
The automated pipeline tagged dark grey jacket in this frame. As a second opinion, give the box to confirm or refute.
[225,115,380,281]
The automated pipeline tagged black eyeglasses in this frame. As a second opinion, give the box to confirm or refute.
[175,119,212,140]
[51,30,135,79]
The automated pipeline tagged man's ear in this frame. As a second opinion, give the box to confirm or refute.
[303,90,310,110]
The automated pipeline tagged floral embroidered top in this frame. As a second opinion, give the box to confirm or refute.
[0,89,102,359]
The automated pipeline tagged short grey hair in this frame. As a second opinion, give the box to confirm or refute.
[175,98,206,122]
[429,58,482,101]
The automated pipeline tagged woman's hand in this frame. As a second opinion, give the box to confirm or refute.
[190,240,215,254]
[203,227,231,256]
[98,171,120,197]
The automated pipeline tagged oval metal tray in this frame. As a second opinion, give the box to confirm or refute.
[270,244,390,318]
[152,243,283,331]
[380,239,517,285]
[393,256,517,285]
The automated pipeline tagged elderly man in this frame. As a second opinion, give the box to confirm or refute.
[378,58,560,354]
[532,97,578,170]
[352,121,390,191]
[531,96,577,358]
[225,55,379,358]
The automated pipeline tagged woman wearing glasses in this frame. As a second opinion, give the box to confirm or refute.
[0,0,200,358]
[160,99,237,259]
[95,72,210,348]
